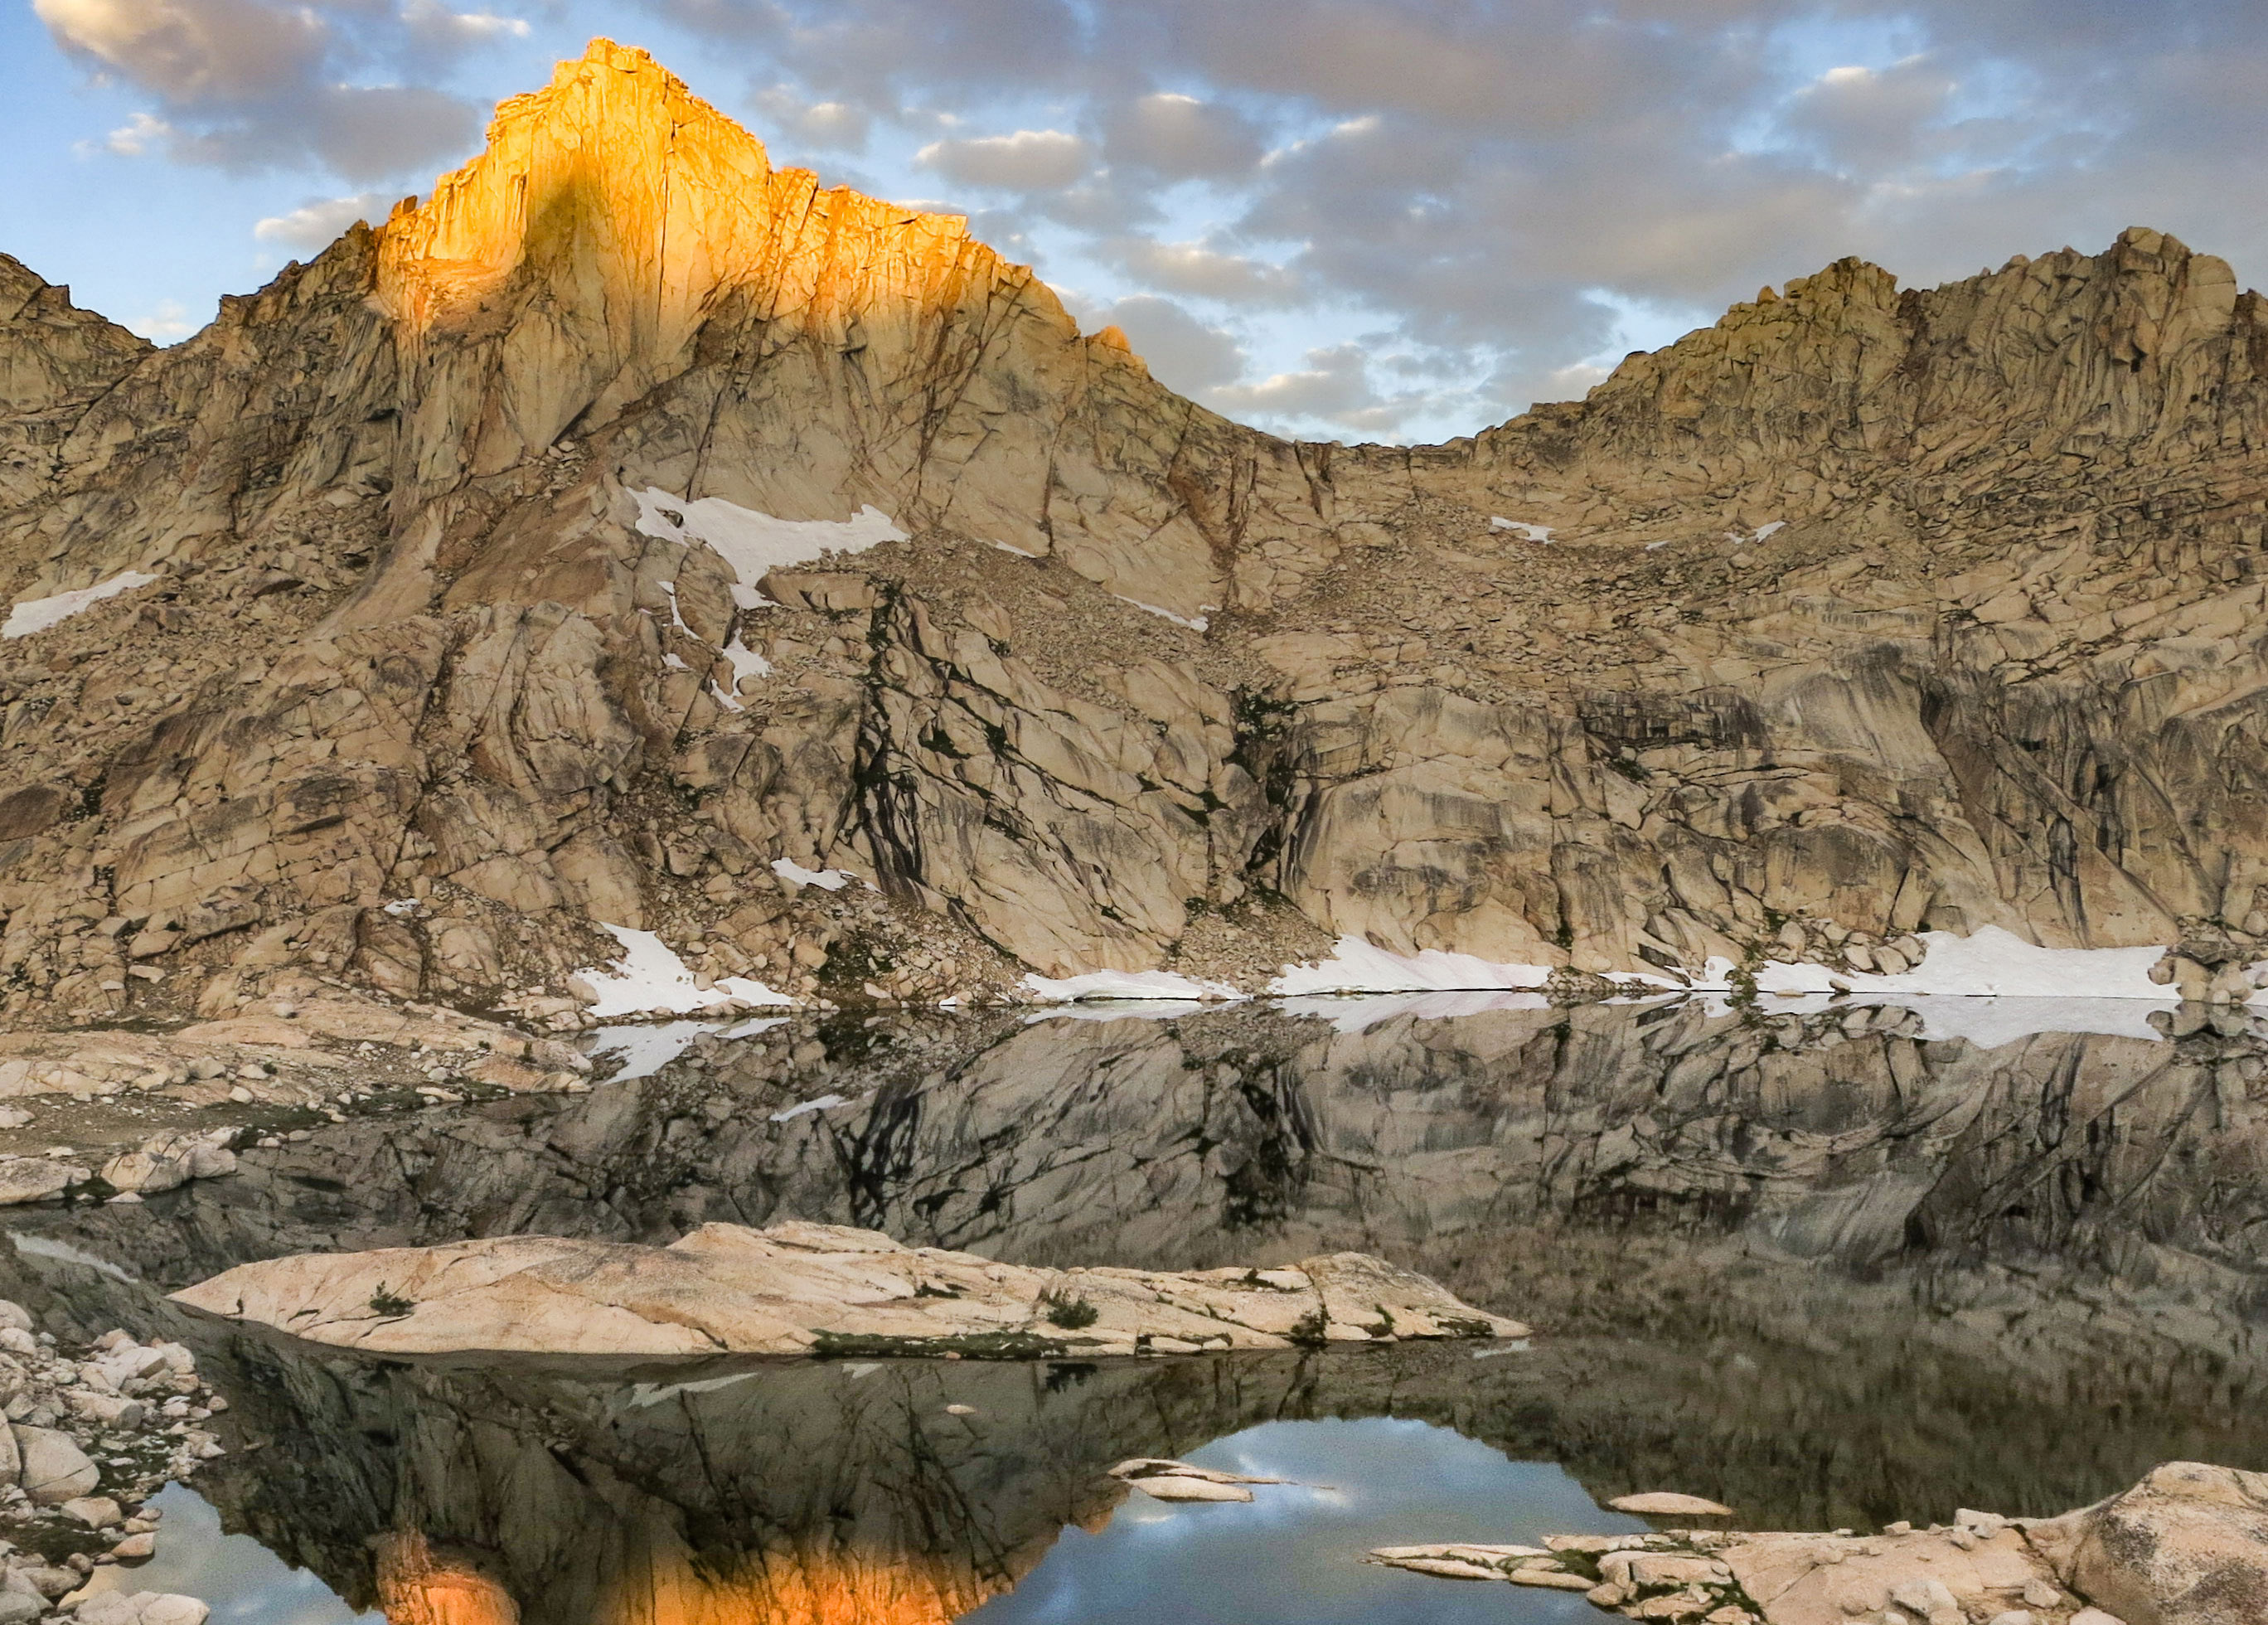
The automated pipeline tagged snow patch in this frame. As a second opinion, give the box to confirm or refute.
[769,1093,855,1123]
[1489,517,1553,542]
[1726,520,1786,546]
[631,488,906,602]
[3,571,159,638]
[1112,595,1212,632]
[991,539,1041,559]
[574,925,793,1018]
[662,652,690,672]
[721,636,770,684]
[1272,937,1553,996]
[1717,926,2174,1001]
[1021,968,1244,1002]
[772,858,855,891]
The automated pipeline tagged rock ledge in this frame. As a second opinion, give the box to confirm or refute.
[170,1221,1529,1357]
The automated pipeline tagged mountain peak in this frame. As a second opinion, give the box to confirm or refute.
[375,36,992,348]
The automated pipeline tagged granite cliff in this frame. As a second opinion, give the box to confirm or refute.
[3,38,2267,1024]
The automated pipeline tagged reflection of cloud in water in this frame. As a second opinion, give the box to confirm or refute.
[967,1417,1645,1624]
[73,1484,375,1625]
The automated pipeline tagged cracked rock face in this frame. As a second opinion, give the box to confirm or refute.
[3,39,2268,1024]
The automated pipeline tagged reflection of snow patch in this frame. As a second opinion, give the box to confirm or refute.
[1112,595,1211,632]
[1272,938,1552,996]
[772,858,855,891]
[1489,517,1553,542]
[3,571,159,638]
[631,488,905,604]
[1737,991,2174,1048]
[1024,1000,1206,1025]
[1279,989,1552,1034]
[585,1021,715,1080]
[1022,968,1243,1002]
[574,925,792,1018]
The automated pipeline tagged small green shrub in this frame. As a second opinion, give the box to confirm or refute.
[369,1284,413,1317]
[1041,1291,1098,1330]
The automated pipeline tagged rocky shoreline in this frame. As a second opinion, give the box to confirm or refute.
[0,1298,224,1625]
[1368,1462,2266,1625]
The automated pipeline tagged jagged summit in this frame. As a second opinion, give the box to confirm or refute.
[0,39,2265,1026]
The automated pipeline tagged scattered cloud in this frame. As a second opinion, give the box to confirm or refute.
[252,192,391,250]
[92,110,174,156]
[753,86,873,152]
[36,0,506,181]
[1102,237,1304,305]
[916,129,1094,192]
[28,0,2268,439]
[1092,293,1248,394]
[1103,92,1263,179]
[126,298,197,341]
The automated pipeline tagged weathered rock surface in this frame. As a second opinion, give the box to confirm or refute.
[2,41,2267,1021]
[170,1220,1524,1356]
[2028,1462,2268,1625]
[1386,1474,2268,1625]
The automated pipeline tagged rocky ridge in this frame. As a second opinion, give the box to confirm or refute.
[1,41,2266,1030]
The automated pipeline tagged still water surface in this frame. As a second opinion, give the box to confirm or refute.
[6,993,2263,1623]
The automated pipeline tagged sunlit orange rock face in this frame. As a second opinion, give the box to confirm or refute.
[372,41,1047,505]
[375,1519,1037,1625]
[376,1532,524,1625]
[588,1542,1001,1625]
[355,36,1314,619]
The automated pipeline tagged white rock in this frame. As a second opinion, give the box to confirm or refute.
[1127,1476,1253,1502]
[1608,1491,1735,1516]
[12,1424,98,1503]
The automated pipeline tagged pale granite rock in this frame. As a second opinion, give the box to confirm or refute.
[171,1220,1528,1356]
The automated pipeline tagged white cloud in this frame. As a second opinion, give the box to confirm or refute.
[1105,236,1304,304]
[916,129,1094,191]
[1104,91,1263,178]
[253,192,389,250]
[99,110,172,155]
[400,0,529,47]
[1091,293,1248,393]
[127,298,196,341]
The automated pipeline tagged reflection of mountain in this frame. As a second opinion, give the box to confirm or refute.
[2,1001,2260,1542]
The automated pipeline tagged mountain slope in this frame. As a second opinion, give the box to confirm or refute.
[1,38,2265,1025]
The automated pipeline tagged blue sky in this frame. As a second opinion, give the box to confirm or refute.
[9,0,2268,444]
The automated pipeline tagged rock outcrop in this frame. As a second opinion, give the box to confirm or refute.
[170,1219,1524,1356]
[1381,1462,2268,1625]
[3,39,2268,1023]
